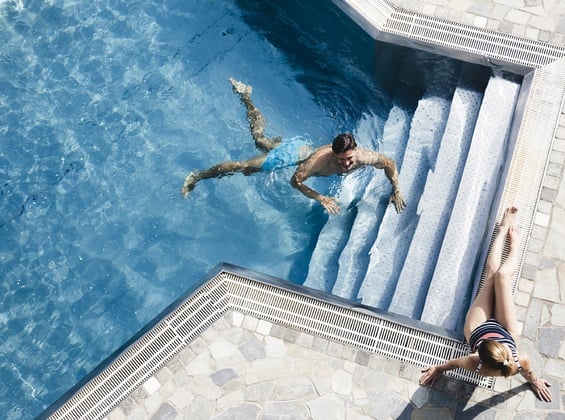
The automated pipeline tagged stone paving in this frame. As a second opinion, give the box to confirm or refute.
[105,1,565,419]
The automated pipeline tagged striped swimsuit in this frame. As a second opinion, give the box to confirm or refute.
[469,318,522,372]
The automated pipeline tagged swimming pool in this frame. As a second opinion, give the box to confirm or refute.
[0,0,518,417]
[0,0,392,416]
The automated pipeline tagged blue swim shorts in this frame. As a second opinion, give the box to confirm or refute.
[261,136,312,172]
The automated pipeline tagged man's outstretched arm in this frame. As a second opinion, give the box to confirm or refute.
[290,172,340,215]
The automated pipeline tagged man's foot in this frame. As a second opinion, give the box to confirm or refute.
[181,172,198,199]
[229,77,252,98]
[500,206,518,229]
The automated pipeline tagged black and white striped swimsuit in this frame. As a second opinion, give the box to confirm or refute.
[469,318,522,372]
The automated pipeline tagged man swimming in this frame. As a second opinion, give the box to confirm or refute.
[290,132,405,214]
[182,78,406,215]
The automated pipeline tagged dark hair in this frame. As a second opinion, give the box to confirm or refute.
[478,340,519,377]
[332,133,357,154]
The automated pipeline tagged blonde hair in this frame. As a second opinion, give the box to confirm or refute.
[478,340,519,377]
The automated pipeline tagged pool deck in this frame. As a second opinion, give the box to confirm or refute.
[103,2,565,419]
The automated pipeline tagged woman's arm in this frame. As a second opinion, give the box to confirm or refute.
[519,356,552,402]
[419,355,478,386]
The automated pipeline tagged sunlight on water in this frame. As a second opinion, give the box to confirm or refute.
[0,0,389,417]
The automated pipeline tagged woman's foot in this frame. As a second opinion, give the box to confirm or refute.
[229,77,252,99]
[507,225,520,247]
[500,206,518,230]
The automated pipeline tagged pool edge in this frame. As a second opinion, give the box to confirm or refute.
[38,263,493,420]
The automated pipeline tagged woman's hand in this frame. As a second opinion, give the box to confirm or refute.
[419,366,443,387]
[530,378,552,402]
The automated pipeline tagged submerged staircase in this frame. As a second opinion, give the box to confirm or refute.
[304,52,522,335]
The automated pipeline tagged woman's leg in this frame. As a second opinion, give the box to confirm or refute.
[463,206,518,341]
[493,225,520,337]
[181,155,266,198]
[229,78,281,153]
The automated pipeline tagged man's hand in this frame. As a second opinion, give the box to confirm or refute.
[319,195,340,215]
[390,190,406,214]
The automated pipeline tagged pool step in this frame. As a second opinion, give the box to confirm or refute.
[303,48,423,293]
[303,150,374,293]
[305,61,521,335]
[345,56,460,303]
[386,64,489,319]
[419,75,521,331]
[358,72,518,331]
[330,84,424,299]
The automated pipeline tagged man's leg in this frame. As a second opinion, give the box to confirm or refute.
[229,78,281,153]
[182,155,266,198]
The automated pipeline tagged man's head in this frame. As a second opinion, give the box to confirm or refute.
[332,133,357,171]
[332,133,357,154]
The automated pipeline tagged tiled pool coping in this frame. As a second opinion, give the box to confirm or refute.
[39,1,565,419]
[334,0,565,72]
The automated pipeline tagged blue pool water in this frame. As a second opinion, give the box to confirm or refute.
[0,0,402,417]
[1,0,523,416]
